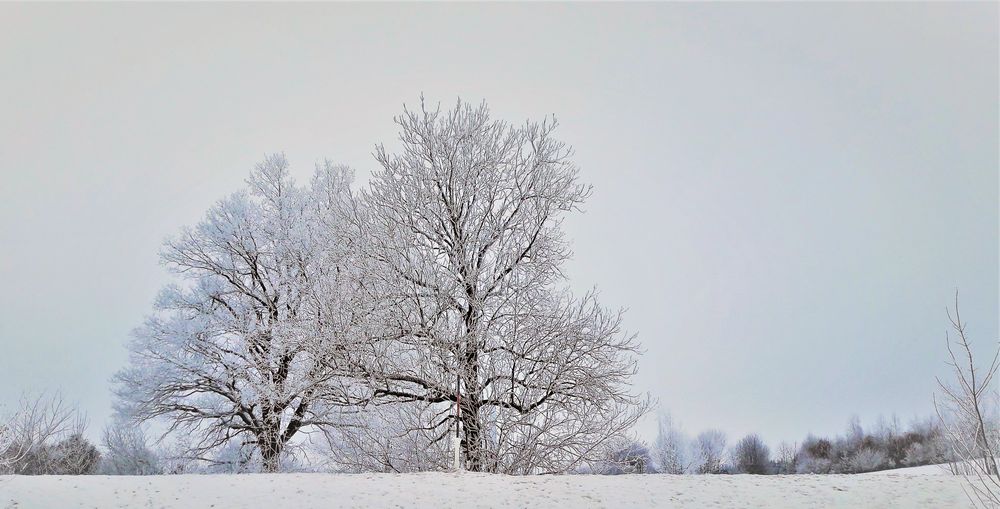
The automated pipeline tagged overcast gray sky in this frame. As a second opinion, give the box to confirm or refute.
[1,2,997,446]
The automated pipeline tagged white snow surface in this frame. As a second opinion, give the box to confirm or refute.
[0,470,974,509]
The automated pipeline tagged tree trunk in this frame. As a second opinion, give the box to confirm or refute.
[260,437,281,473]
[460,317,484,471]
[461,396,483,471]
[459,278,485,472]
[259,413,282,473]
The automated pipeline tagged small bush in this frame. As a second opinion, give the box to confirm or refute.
[847,447,887,473]
[14,434,101,475]
[805,438,832,460]
[795,454,832,474]
[101,420,160,475]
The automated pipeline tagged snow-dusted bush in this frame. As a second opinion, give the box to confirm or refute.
[847,447,887,473]
[795,435,834,473]
[594,438,653,474]
[101,419,160,475]
[795,453,832,474]
[48,434,101,475]
[903,442,932,467]
[15,434,101,475]
[1,393,95,475]
[903,435,952,467]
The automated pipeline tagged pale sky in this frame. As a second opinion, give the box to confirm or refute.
[1,2,997,447]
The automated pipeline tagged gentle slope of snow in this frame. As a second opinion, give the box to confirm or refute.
[0,471,972,508]
[863,463,961,476]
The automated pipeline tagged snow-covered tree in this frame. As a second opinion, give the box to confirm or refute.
[775,441,798,473]
[694,429,727,474]
[114,155,362,472]
[348,98,648,473]
[652,412,691,474]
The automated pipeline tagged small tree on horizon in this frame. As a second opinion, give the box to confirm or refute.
[733,433,770,474]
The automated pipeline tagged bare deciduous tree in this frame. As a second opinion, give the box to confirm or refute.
[775,441,798,474]
[695,429,727,474]
[935,291,1000,507]
[349,98,649,473]
[733,433,770,474]
[652,412,692,474]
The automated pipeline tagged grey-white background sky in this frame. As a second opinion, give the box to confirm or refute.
[1,2,997,446]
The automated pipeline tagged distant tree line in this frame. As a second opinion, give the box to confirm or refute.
[791,415,954,474]
[597,412,955,475]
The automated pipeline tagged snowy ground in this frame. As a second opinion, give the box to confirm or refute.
[863,462,962,476]
[0,469,973,509]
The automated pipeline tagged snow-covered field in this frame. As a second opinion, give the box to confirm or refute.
[0,469,973,509]
[862,463,961,476]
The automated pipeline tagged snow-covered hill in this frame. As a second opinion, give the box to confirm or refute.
[0,471,971,508]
